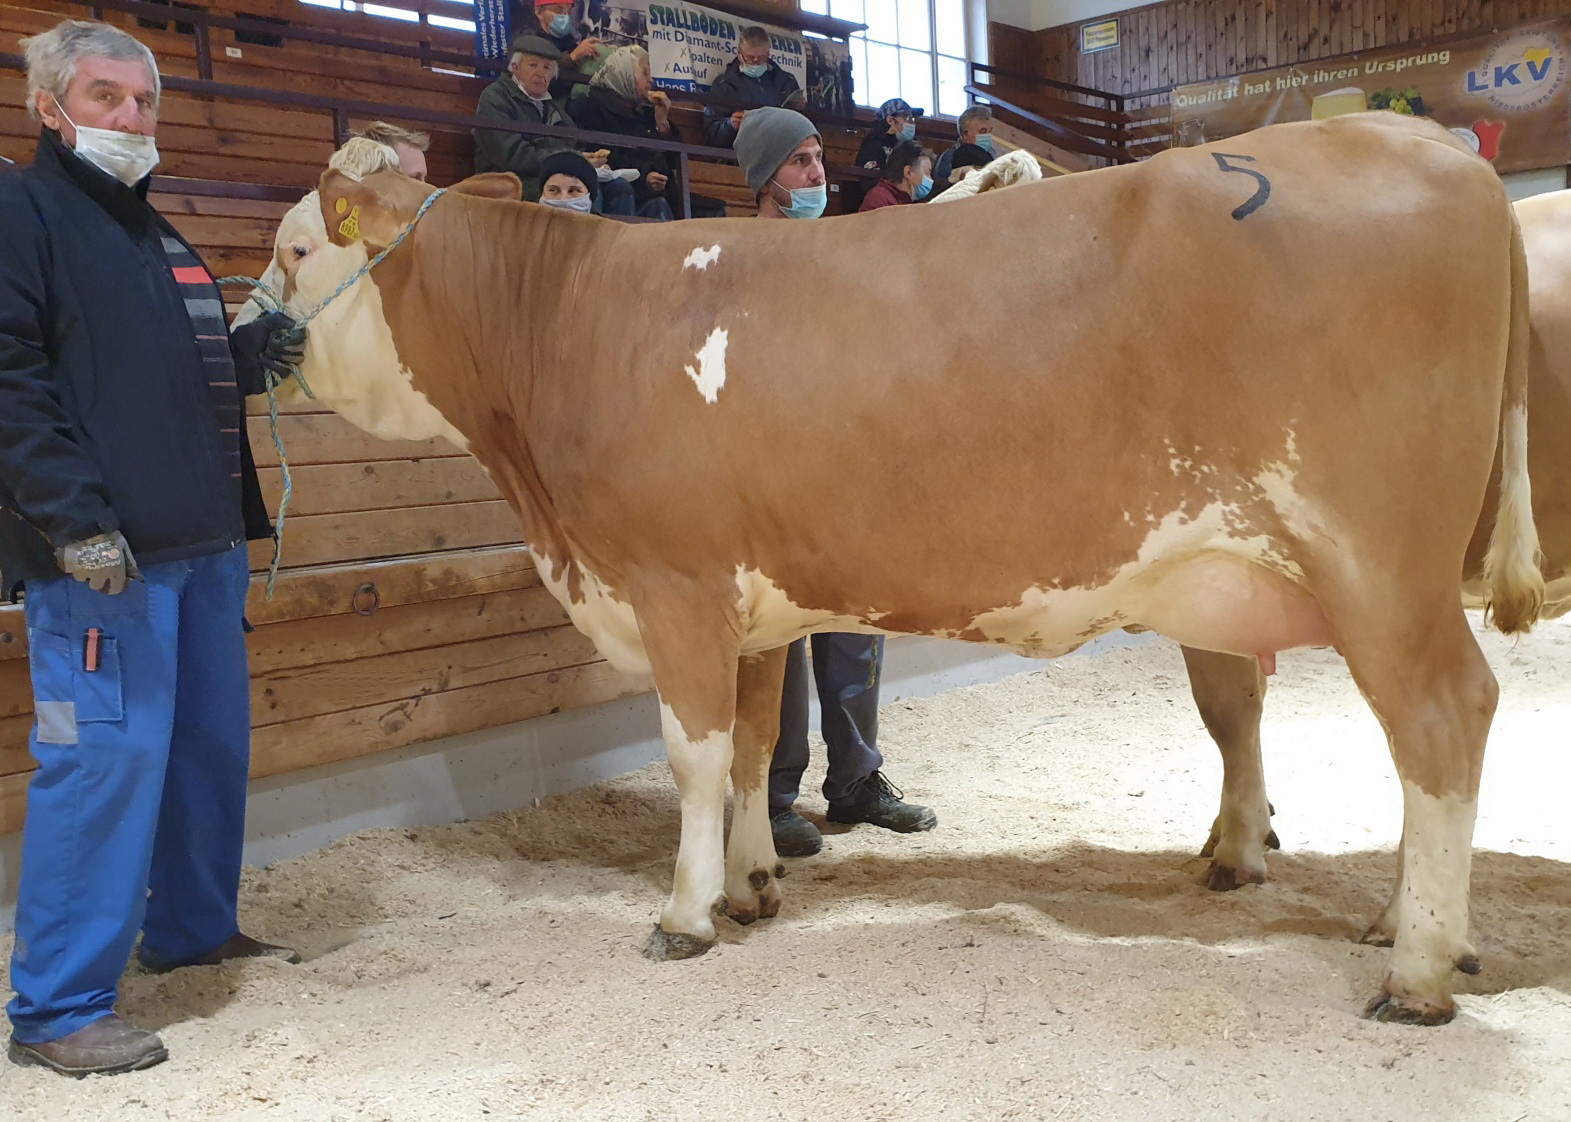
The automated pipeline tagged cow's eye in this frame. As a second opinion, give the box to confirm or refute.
[291,244,310,259]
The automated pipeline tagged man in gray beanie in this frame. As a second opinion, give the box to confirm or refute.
[734,106,826,220]
[734,108,939,857]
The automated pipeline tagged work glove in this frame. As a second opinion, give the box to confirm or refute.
[230,311,309,396]
[56,531,141,595]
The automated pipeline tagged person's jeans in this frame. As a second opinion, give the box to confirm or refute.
[769,634,885,813]
[8,545,253,1043]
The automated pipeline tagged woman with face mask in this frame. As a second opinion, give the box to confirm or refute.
[519,1,603,99]
[536,149,601,214]
[858,139,935,211]
[855,97,918,171]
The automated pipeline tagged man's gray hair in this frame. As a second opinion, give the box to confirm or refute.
[22,19,161,122]
[957,104,992,136]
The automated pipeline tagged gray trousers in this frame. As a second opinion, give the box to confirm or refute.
[769,633,885,814]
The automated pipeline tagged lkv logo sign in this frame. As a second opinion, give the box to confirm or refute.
[1468,29,1567,112]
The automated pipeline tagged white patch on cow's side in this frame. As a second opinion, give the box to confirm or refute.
[1386,782,1477,999]
[966,500,1317,659]
[682,244,722,271]
[684,328,729,404]
[529,548,652,678]
[658,702,732,942]
[733,567,874,651]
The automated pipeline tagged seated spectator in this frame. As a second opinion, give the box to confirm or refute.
[572,45,727,220]
[856,97,916,170]
[355,121,430,182]
[702,25,802,148]
[516,0,607,99]
[930,142,993,200]
[933,104,995,188]
[536,149,600,213]
[858,140,934,211]
[473,34,637,215]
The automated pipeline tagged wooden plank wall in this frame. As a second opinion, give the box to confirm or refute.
[990,0,1571,100]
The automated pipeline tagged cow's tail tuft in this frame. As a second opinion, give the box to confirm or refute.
[1484,208,1544,635]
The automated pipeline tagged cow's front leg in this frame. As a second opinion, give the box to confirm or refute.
[725,647,790,925]
[1181,647,1277,890]
[634,580,742,962]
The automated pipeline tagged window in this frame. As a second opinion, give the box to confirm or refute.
[300,0,477,35]
[799,0,971,117]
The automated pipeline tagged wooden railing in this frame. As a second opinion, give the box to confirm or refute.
[967,60,1173,164]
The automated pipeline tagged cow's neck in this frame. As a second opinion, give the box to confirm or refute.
[376,201,610,576]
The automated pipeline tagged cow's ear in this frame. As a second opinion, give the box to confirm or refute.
[449,172,524,201]
[319,169,411,249]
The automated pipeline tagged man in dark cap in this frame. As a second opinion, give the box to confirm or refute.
[473,32,635,214]
[536,148,600,212]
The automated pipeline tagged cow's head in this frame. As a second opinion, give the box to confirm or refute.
[279,167,521,446]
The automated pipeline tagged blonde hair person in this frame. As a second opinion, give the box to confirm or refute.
[355,121,431,181]
[237,138,403,328]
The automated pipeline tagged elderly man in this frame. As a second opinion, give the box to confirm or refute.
[701,25,803,148]
[0,19,304,1077]
[933,104,995,188]
[474,33,635,214]
[733,108,938,858]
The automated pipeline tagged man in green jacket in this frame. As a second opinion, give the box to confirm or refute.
[473,33,635,213]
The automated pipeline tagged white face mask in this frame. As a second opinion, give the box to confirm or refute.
[54,100,160,186]
[541,193,593,213]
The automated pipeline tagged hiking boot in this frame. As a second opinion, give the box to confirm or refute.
[139,932,302,974]
[770,808,824,857]
[827,771,938,833]
[9,1014,167,1077]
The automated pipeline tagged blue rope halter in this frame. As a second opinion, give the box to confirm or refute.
[217,186,449,598]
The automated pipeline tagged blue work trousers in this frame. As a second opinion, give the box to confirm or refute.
[8,545,252,1044]
[769,634,885,813]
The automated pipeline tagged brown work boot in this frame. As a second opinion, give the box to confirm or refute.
[139,932,302,974]
[8,1014,168,1077]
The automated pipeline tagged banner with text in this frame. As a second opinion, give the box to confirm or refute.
[570,1,854,115]
[1170,19,1571,173]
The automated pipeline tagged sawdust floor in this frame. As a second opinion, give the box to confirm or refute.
[3,618,1571,1121]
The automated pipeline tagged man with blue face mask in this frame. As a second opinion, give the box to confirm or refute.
[934,104,995,190]
[734,109,938,858]
[702,25,802,148]
[0,19,302,1077]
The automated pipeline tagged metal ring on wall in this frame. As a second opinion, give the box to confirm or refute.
[352,582,381,617]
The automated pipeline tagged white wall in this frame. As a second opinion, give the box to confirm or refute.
[987,0,1132,33]
[1502,166,1568,201]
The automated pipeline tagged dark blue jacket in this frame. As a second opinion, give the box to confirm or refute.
[0,130,272,601]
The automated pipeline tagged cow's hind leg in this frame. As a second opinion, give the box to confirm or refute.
[1182,646,1278,890]
[634,584,741,962]
[1331,602,1492,1025]
[725,647,790,925]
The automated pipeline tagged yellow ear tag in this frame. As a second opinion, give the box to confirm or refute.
[334,197,348,215]
[338,205,361,241]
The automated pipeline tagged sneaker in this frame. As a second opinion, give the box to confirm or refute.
[9,1014,167,1077]
[826,771,938,833]
[139,932,302,974]
[770,808,824,857]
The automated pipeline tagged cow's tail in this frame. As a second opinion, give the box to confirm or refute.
[1483,208,1544,635]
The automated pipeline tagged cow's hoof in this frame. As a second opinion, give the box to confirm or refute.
[642,926,714,962]
[1203,862,1265,892]
[725,869,783,927]
[1455,953,1483,976]
[1363,990,1456,1026]
[1359,924,1396,949]
[1265,829,1281,851]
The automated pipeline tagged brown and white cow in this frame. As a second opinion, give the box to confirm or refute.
[1184,187,1571,909]
[270,111,1539,1024]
